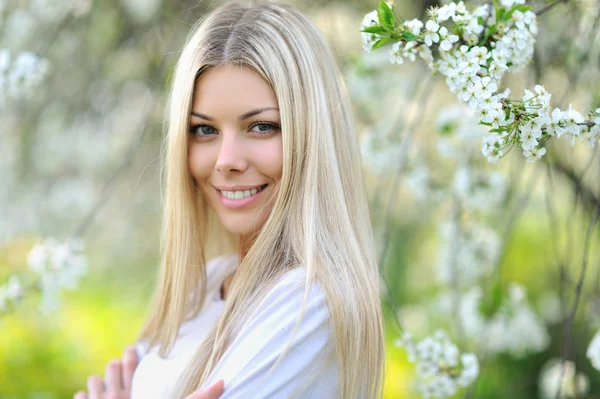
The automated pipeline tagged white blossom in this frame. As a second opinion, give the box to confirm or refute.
[500,0,525,7]
[389,41,404,65]
[562,104,585,146]
[27,238,88,313]
[404,18,423,35]
[460,284,550,358]
[437,219,501,286]
[523,146,546,162]
[537,291,564,324]
[481,133,506,163]
[424,20,440,46]
[539,359,589,399]
[0,50,50,103]
[519,122,542,151]
[0,276,24,312]
[583,124,600,147]
[360,10,380,52]
[394,330,479,398]
[587,330,600,371]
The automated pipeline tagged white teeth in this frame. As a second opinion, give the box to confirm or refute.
[220,185,265,200]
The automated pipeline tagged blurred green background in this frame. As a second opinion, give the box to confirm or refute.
[1,0,600,397]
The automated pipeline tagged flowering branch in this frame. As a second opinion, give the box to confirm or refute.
[360,0,599,164]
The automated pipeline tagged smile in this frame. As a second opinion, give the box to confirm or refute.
[218,184,268,200]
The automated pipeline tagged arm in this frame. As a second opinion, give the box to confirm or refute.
[200,268,339,399]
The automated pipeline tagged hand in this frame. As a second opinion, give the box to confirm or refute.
[73,345,139,399]
[184,380,225,399]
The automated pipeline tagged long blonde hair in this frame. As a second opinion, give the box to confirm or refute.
[137,1,385,397]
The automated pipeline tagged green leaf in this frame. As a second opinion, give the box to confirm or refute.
[371,37,393,50]
[497,7,506,22]
[480,281,504,319]
[489,128,506,133]
[440,123,455,135]
[513,4,532,13]
[360,25,388,35]
[377,0,395,31]
[401,31,419,41]
[505,5,532,20]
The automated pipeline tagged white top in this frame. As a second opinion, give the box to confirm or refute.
[131,255,339,398]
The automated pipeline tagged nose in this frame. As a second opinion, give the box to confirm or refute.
[215,131,248,174]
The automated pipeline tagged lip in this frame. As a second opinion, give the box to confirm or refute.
[214,184,266,191]
[215,184,267,209]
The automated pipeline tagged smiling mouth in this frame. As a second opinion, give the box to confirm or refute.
[218,184,268,200]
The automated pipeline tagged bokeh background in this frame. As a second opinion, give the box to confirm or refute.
[1,0,600,397]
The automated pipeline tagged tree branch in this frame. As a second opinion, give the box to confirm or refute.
[536,0,569,16]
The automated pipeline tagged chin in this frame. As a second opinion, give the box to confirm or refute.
[219,215,265,236]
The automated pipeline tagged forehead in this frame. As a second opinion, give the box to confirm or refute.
[192,65,278,111]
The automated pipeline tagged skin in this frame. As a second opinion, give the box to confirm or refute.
[74,64,283,398]
[189,64,283,300]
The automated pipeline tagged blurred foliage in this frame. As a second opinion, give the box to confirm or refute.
[1,0,600,397]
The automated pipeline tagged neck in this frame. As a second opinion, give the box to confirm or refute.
[239,233,255,261]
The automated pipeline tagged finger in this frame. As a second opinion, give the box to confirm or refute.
[186,380,225,399]
[73,391,87,399]
[208,380,225,398]
[87,375,104,399]
[122,345,139,393]
[105,358,123,393]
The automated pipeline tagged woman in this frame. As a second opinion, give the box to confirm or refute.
[75,1,385,398]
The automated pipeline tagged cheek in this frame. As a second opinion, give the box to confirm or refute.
[255,138,283,180]
[188,145,214,182]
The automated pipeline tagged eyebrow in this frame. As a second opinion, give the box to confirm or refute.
[190,107,279,121]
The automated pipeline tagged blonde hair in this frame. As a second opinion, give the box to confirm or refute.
[137,1,385,397]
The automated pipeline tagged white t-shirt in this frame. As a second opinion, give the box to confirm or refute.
[131,255,339,398]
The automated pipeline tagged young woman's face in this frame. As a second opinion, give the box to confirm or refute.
[188,65,283,236]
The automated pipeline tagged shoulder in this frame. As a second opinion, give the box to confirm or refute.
[134,255,237,359]
[202,267,337,397]
[239,267,328,333]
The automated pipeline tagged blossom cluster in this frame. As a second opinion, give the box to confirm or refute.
[0,276,24,313]
[394,330,478,398]
[0,50,50,104]
[538,358,589,399]
[460,283,550,358]
[401,105,507,210]
[436,220,500,287]
[360,0,599,163]
[26,238,88,313]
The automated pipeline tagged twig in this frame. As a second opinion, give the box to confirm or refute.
[371,68,430,227]
[71,4,196,238]
[493,163,542,281]
[555,205,600,399]
[550,157,600,215]
[450,200,467,343]
[558,6,600,106]
[377,76,436,268]
[377,76,436,336]
[36,13,76,57]
[536,0,569,16]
